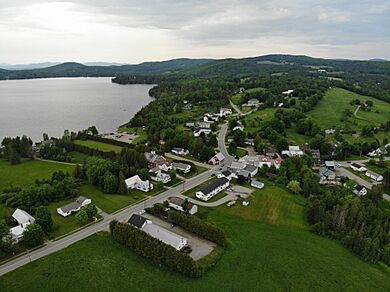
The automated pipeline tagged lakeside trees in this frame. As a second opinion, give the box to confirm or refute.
[1,136,33,164]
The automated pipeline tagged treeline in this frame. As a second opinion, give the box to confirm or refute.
[1,136,33,164]
[0,171,77,214]
[110,220,199,277]
[306,187,390,264]
[146,204,227,247]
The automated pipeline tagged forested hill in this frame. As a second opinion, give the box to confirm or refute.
[0,58,212,80]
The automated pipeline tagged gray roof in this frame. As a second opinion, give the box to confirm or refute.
[222,170,232,176]
[352,163,363,168]
[142,223,187,249]
[355,185,365,192]
[199,177,229,195]
[59,196,89,213]
[128,214,147,228]
[244,164,258,173]
[237,169,251,178]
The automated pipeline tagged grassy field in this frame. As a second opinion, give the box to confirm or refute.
[0,159,74,191]
[78,184,163,214]
[242,107,277,134]
[67,151,90,164]
[1,183,389,291]
[74,139,123,153]
[236,147,248,158]
[307,88,390,142]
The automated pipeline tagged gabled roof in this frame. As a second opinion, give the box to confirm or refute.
[355,185,366,192]
[221,170,232,177]
[12,208,34,225]
[128,214,148,229]
[352,163,363,168]
[142,223,187,249]
[244,164,258,173]
[59,196,90,213]
[237,169,251,178]
[199,177,229,195]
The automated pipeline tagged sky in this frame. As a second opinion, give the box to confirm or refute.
[0,0,389,64]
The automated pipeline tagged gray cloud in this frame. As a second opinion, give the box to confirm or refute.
[0,0,389,63]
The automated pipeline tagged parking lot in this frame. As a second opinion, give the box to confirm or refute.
[101,132,138,144]
[142,213,217,260]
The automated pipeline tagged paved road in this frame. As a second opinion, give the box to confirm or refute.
[218,123,235,166]
[335,167,374,189]
[0,117,233,276]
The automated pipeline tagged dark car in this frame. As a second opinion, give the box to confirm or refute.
[171,223,176,228]
[181,246,192,254]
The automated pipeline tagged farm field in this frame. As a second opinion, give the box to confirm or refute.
[73,139,123,153]
[1,184,389,291]
[307,88,390,141]
[0,159,74,191]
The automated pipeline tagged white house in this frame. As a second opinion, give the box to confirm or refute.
[350,163,366,172]
[194,127,212,137]
[251,180,264,189]
[354,185,368,196]
[325,128,336,135]
[57,196,92,217]
[149,169,171,184]
[168,197,198,215]
[172,162,191,173]
[145,151,172,171]
[239,155,260,167]
[197,122,211,129]
[365,170,383,182]
[125,175,153,192]
[282,89,294,96]
[203,113,219,122]
[171,147,189,156]
[220,108,232,117]
[208,152,225,165]
[233,121,244,131]
[9,209,35,243]
[196,177,230,201]
[247,98,260,106]
[128,214,152,229]
[282,146,304,157]
[229,161,246,171]
[244,164,258,177]
[217,170,236,181]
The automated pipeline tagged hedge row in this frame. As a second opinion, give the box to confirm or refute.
[72,143,117,161]
[110,220,198,277]
[168,212,227,247]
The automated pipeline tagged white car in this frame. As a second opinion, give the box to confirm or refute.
[336,163,342,168]
[138,209,146,215]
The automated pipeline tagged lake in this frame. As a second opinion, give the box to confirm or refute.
[0,78,154,142]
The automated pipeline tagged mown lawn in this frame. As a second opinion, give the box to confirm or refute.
[78,184,163,214]
[1,184,389,291]
[73,139,123,153]
[0,159,74,191]
[67,151,90,164]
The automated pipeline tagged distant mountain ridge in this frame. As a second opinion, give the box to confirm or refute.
[0,55,389,80]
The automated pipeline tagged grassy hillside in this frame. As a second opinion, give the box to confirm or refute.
[307,88,390,142]
[0,159,74,191]
[1,183,389,291]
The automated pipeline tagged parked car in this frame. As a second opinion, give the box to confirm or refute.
[171,223,176,229]
[181,246,192,254]
[336,163,342,168]
[139,210,145,215]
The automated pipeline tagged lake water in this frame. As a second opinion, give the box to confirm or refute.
[0,78,154,142]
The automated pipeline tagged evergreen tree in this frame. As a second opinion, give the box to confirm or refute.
[23,224,44,248]
[117,171,127,194]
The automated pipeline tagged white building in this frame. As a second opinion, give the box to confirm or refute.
[282,146,304,157]
[229,161,246,171]
[353,185,368,196]
[244,164,258,177]
[217,170,236,181]
[172,162,191,173]
[239,155,261,167]
[350,163,366,172]
[194,128,212,137]
[57,196,92,217]
[208,152,225,165]
[233,121,244,131]
[282,89,294,96]
[251,180,264,189]
[171,147,189,156]
[247,98,260,106]
[149,169,171,184]
[168,197,198,215]
[196,177,230,201]
[125,175,153,192]
[365,170,383,182]
[9,209,35,243]
[220,108,232,117]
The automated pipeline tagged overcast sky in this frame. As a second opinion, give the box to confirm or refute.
[0,0,389,64]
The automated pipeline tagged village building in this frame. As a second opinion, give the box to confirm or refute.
[171,147,189,156]
[325,161,335,170]
[196,122,211,129]
[9,209,35,243]
[237,169,251,181]
[311,149,322,167]
[251,180,264,189]
[353,185,368,196]
[246,98,260,106]
[233,121,244,131]
[145,151,172,171]
[282,89,294,96]
[243,164,258,177]
[265,147,277,158]
[208,152,225,165]
[193,127,212,137]
[239,155,260,167]
[125,175,153,192]
[168,197,198,215]
[319,166,336,184]
[244,138,255,146]
[57,196,92,217]
[217,170,236,181]
[365,170,383,182]
[227,136,234,143]
[172,162,191,173]
[149,169,171,184]
[350,163,366,172]
[325,128,336,135]
[196,177,230,201]
[229,161,247,171]
[128,214,151,229]
[282,146,304,157]
[273,157,283,169]
[220,108,232,117]
[185,122,195,128]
